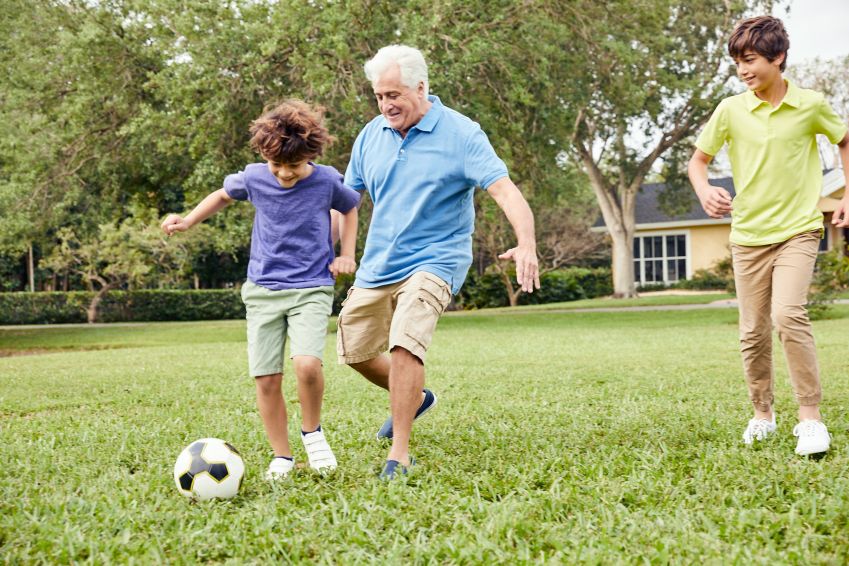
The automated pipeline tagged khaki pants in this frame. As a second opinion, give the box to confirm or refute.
[731,230,822,411]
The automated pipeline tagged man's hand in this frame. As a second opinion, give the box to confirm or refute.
[832,197,849,228]
[696,186,733,218]
[498,244,540,293]
[161,214,191,236]
[329,255,357,277]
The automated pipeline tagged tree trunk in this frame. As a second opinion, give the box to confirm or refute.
[610,229,637,298]
[87,287,110,323]
[499,271,521,307]
[27,243,35,292]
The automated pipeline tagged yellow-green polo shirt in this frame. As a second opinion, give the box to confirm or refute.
[695,80,847,246]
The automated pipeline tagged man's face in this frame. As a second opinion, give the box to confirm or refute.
[735,50,784,93]
[266,158,312,188]
[372,65,427,136]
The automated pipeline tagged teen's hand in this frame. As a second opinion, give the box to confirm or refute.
[329,256,357,277]
[161,214,190,236]
[697,186,733,218]
[833,197,849,228]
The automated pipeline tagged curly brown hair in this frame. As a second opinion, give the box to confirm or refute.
[249,99,335,163]
[728,15,789,72]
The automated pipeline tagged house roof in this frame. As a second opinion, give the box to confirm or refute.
[591,168,845,232]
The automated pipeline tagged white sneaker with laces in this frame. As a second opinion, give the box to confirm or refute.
[742,414,776,445]
[265,457,295,480]
[793,420,830,456]
[302,429,337,471]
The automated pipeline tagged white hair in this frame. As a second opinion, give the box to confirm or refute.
[364,45,429,97]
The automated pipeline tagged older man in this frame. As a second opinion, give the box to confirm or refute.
[339,45,539,479]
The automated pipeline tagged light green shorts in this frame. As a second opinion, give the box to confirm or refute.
[240,280,334,377]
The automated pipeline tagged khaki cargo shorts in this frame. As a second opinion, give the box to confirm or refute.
[240,280,334,377]
[336,271,452,364]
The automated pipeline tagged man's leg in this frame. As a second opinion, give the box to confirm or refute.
[350,355,391,390]
[386,347,424,466]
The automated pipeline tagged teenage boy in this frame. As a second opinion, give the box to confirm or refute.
[161,100,361,477]
[688,16,849,456]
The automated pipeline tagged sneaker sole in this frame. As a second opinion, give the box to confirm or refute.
[796,443,830,456]
[376,393,438,441]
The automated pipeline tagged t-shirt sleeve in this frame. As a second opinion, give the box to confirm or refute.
[813,95,848,144]
[223,170,249,201]
[695,101,728,156]
[464,126,509,190]
[344,130,367,191]
[330,171,361,213]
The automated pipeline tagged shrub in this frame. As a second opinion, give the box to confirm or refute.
[456,267,612,309]
[808,250,849,319]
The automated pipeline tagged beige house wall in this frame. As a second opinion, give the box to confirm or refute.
[688,225,731,271]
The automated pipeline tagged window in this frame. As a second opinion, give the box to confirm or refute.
[633,233,688,286]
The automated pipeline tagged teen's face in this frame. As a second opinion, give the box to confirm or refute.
[735,50,784,92]
[266,159,312,188]
[372,65,428,136]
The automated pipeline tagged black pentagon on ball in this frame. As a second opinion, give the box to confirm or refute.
[208,463,229,481]
[179,472,195,491]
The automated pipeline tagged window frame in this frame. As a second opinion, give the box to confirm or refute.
[633,230,691,286]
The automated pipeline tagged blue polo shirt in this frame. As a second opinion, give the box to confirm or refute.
[345,95,508,294]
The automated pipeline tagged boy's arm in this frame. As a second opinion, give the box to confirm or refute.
[688,149,733,218]
[161,189,234,236]
[328,206,358,277]
[831,133,849,228]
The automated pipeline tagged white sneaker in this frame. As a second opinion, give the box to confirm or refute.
[302,429,337,471]
[793,420,831,456]
[265,457,295,480]
[742,414,776,444]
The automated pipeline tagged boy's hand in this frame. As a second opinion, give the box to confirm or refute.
[161,214,191,236]
[833,197,849,228]
[696,186,733,218]
[329,256,357,277]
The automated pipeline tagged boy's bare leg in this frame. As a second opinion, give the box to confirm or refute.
[255,373,291,457]
[350,354,391,390]
[293,355,324,432]
[799,405,822,421]
[386,347,424,466]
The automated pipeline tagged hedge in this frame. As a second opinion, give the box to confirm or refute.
[0,290,245,325]
[457,267,613,309]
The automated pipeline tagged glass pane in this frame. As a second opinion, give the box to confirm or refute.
[644,237,654,258]
[678,259,686,279]
[677,235,686,257]
[634,261,641,284]
[653,237,663,258]
[634,237,641,258]
[667,259,678,282]
[666,235,676,257]
[654,260,663,282]
[645,260,654,281]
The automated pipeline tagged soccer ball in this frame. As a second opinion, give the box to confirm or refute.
[173,438,245,500]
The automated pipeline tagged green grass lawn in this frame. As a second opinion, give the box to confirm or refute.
[2,306,849,563]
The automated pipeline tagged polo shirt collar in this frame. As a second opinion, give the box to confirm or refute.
[745,79,801,112]
[381,95,443,133]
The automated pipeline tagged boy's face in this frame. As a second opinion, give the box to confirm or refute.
[734,50,784,92]
[266,159,312,188]
[372,64,428,136]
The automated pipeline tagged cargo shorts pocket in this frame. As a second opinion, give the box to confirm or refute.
[403,274,451,351]
[336,287,355,356]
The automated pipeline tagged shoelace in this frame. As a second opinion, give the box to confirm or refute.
[746,419,773,441]
[793,421,820,437]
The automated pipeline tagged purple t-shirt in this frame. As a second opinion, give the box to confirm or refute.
[223,163,360,290]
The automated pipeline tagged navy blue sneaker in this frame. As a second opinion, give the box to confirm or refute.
[376,389,437,441]
[379,457,416,480]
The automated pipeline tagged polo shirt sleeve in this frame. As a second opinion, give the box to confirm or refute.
[813,95,848,144]
[695,101,729,157]
[464,126,509,190]
[223,170,249,201]
[344,130,367,191]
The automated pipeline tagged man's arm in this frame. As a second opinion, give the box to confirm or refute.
[831,133,849,228]
[161,188,234,236]
[688,149,733,218]
[487,177,540,293]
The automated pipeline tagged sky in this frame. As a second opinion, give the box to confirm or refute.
[777,0,849,63]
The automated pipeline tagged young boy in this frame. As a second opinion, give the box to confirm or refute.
[161,100,361,477]
[688,16,849,456]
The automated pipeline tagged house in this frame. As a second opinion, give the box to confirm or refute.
[592,169,847,286]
